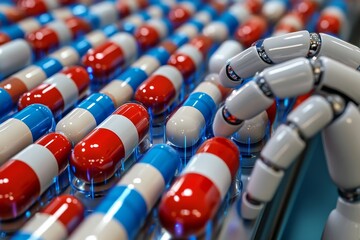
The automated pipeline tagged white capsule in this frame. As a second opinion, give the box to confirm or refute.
[202,22,229,43]
[49,46,80,67]
[262,1,287,22]
[166,106,205,148]
[0,39,32,78]
[90,2,118,27]
[209,40,243,74]
[100,80,133,108]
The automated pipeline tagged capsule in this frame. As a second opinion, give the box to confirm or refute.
[159,137,240,237]
[0,3,91,46]
[0,4,26,27]
[0,39,32,80]
[82,32,138,83]
[70,103,150,183]
[13,195,84,240]
[100,44,173,108]
[17,0,75,16]
[26,17,92,57]
[166,74,228,148]
[316,1,348,37]
[69,144,180,240]
[134,18,173,52]
[0,104,53,165]
[56,92,115,145]
[120,3,171,34]
[18,66,90,117]
[167,36,210,80]
[202,2,253,43]
[262,0,288,22]
[0,132,71,220]
[0,45,81,117]
[168,2,198,28]
[115,0,148,18]
[135,65,183,114]
[234,15,268,48]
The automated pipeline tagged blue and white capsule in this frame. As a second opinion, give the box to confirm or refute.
[166,74,225,148]
[0,4,88,45]
[0,27,112,117]
[56,92,115,145]
[68,144,180,240]
[203,2,252,42]
[0,104,54,165]
[121,3,172,33]
[99,44,171,108]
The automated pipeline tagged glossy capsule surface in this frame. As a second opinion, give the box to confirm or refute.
[0,133,71,220]
[69,144,180,240]
[18,66,90,115]
[158,137,240,237]
[70,103,150,183]
[13,195,84,240]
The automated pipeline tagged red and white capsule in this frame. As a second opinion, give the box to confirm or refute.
[159,137,240,237]
[316,6,346,37]
[15,195,84,240]
[26,17,91,56]
[0,4,26,26]
[234,15,268,48]
[18,66,90,116]
[116,0,148,18]
[167,35,212,80]
[134,18,171,52]
[168,2,196,28]
[17,0,75,16]
[0,132,71,220]
[134,65,183,114]
[70,103,150,183]
[82,32,137,81]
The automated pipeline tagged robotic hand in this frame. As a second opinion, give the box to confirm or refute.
[212,30,360,240]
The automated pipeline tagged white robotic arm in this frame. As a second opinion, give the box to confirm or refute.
[213,56,360,137]
[218,30,360,88]
[213,31,360,240]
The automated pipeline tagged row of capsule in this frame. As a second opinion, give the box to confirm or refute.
[0,0,349,80]
[0,1,261,238]
[0,0,350,236]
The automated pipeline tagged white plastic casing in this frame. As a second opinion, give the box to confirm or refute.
[246,160,284,202]
[318,33,360,70]
[322,102,360,190]
[323,198,360,240]
[219,46,271,88]
[240,193,264,220]
[233,111,268,144]
[262,57,314,98]
[317,57,360,105]
[226,81,274,120]
[261,124,305,169]
[209,40,243,74]
[212,106,244,137]
[212,82,273,137]
[287,95,333,139]
[263,30,310,63]
[0,39,32,78]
